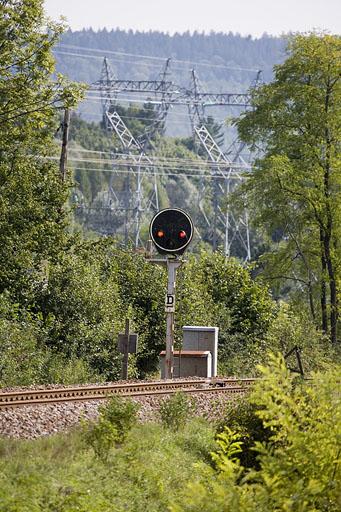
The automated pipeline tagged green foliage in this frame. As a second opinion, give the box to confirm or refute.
[171,354,341,512]
[110,246,166,376]
[237,33,341,341]
[68,114,113,153]
[196,252,275,339]
[249,354,341,511]
[159,391,197,431]
[83,396,139,459]
[216,398,271,469]
[0,238,166,385]
[56,29,285,254]
[0,0,83,304]
[211,427,244,471]
[1,358,340,511]
[113,102,165,142]
[0,292,99,387]
[264,301,338,372]
[42,353,101,385]
[5,3,335,393]
[100,395,140,442]
[83,417,118,461]
[177,251,276,374]
[36,241,126,380]
[0,297,47,387]
[182,115,225,153]
[3,236,338,386]
[175,417,218,463]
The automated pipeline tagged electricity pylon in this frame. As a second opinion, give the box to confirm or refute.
[186,69,253,260]
[96,59,176,245]
[90,58,257,258]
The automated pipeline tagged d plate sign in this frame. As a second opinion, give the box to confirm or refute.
[165,293,175,312]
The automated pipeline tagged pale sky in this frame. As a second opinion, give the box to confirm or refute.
[44,0,341,37]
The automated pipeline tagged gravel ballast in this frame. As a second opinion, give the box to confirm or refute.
[0,385,239,439]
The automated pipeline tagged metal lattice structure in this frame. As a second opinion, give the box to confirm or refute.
[195,124,251,259]
[184,69,252,260]
[96,59,176,245]
[105,110,159,246]
[88,58,257,258]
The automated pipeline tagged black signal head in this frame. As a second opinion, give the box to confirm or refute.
[149,208,194,256]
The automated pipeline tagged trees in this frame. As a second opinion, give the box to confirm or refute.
[237,34,341,342]
[0,0,82,301]
[177,251,276,374]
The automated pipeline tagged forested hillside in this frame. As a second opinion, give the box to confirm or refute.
[54,29,286,128]
[56,28,286,86]
[53,29,287,252]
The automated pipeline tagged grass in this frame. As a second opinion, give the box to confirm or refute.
[0,418,216,512]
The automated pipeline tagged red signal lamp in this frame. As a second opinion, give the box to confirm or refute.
[156,230,165,238]
[179,230,187,239]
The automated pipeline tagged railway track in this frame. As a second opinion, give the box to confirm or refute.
[0,378,256,410]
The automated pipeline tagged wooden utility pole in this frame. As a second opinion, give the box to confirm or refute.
[59,108,70,182]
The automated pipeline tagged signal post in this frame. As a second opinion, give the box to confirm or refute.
[164,258,182,379]
[148,208,194,379]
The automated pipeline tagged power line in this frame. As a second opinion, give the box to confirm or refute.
[47,153,250,169]
[77,103,227,124]
[84,95,225,116]
[53,50,164,69]
[71,111,194,127]
[66,148,246,166]
[55,44,261,72]
[45,157,250,178]
[70,166,246,180]
[84,96,163,106]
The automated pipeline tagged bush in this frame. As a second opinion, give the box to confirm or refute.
[217,301,340,377]
[0,419,216,512]
[176,251,276,375]
[102,395,140,442]
[83,417,118,460]
[216,397,271,469]
[159,392,197,431]
[263,301,338,373]
[171,354,341,512]
[83,395,140,459]
[42,353,102,385]
[37,243,126,380]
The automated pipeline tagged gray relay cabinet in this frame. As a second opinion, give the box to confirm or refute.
[182,326,218,377]
[160,350,212,379]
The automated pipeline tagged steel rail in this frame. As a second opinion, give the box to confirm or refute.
[0,378,256,409]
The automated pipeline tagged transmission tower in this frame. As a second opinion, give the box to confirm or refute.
[187,69,254,260]
[87,59,257,257]
[100,57,117,126]
[96,58,176,245]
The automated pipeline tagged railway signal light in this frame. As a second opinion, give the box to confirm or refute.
[149,208,194,256]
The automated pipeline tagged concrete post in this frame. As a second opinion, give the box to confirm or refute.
[165,259,181,379]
